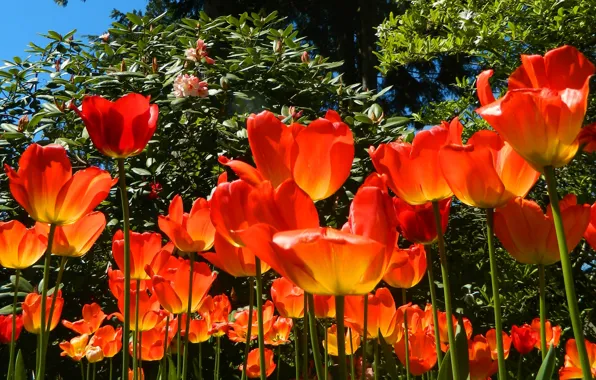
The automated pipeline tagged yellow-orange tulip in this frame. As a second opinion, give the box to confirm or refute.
[39,212,105,257]
[62,302,106,335]
[383,244,427,289]
[270,277,304,319]
[264,316,293,346]
[89,325,123,358]
[22,291,64,334]
[0,220,47,269]
[59,334,89,361]
[323,324,360,356]
[202,232,270,277]
[559,338,596,379]
[344,288,398,341]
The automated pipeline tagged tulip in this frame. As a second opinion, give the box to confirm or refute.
[205,294,231,337]
[436,311,473,352]
[62,303,106,335]
[439,126,540,208]
[510,324,538,355]
[476,46,595,170]
[59,334,89,361]
[4,143,114,225]
[383,244,427,289]
[530,318,561,349]
[22,291,63,334]
[322,325,360,356]
[313,295,336,319]
[85,346,104,363]
[583,202,596,251]
[344,288,397,341]
[393,197,451,244]
[368,118,461,205]
[89,325,123,358]
[239,348,276,378]
[112,289,162,332]
[270,277,304,319]
[0,315,23,344]
[468,335,498,380]
[128,368,145,380]
[559,338,596,379]
[71,93,159,159]
[107,267,150,299]
[495,195,590,265]
[179,314,211,343]
[130,327,168,361]
[0,220,47,269]
[202,233,270,277]
[486,329,512,360]
[264,317,293,346]
[394,330,437,376]
[41,212,106,257]
[149,256,216,315]
[112,230,173,280]
[579,123,596,153]
[158,195,216,253]
[227,301,275,343]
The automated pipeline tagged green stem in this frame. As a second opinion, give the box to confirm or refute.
[544,166,592,379]
[198,342,203,380]
[241,278,255,380]
[46,256,67,335]
[349,328,355,380]
[486,208,506,380]
[86,359,90,380]
[36,223,56,380]
[276,346,281,380]
[92,363,96,380]
[215,336,221,380]
[431,201,459,380]
[425,246,443,365]
[7,270,20,380]
[335,295,347,380]
[255,258,266,380]
[182,253,195,380]
[538,264,547,360]
[307,293,324,379]
[133,280,140,380]
[80,361,84,380]
[517,355,522,380]
[139,326,143,373]
[109,357,113,380]
[361,295,368,380]
[302,296,308,380]
[118,158,132,378]
[402,289,410,380]
[162,315,170,376]
[324,324,329,380]
[373,339,379,380]
[294,324,300,380]
[177,313,182,379]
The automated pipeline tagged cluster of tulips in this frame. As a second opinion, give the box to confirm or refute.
[2,44,596,380]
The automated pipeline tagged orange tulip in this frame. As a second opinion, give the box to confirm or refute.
[511,324,538,355]
[179,314,211,343]
[130,327,167,361]
[393,197,451,244]
[579,123,596,153]
[439,126,539,208]
[436,310,473,352]
[530,318,561,349]
[150,256,216,315]
[394,304,426,342]
[202,232,270,277]
[313,295,335,319]
[383,244,427,289]
[270,277,304,319]
[112,289,162,331]
[59,334,89,361]
[344,288,397,340]
[241,226,386,295]
[264,316,293,346]
[22,291,63,334]
[468,335,498,380]
[44,212,105,257]
[323,324,360,356]
[583,201,596,251]
[85,346,104,363]
[494,195,590,265]
[476,46,595,170]
[394,330,437,376]
[71,93,158,159]
[62,303,106,335]
[559,338,596,379]
[107,267,150,299]
[128,368,145,380]
[89,325,123,358]
[0,220,47,269]
[158,195,215,253]
[239,348,277,378]
[205,294,231,337]
[112,230,173,280]
[368,118,461,205]
[228,301,275,343]
[486,329,512,360]
[209,179,254,246]
[4,143,115,225]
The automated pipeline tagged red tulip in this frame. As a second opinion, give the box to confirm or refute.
[0,220,47,269]
[0,315,23,344]
[71,93,159,158]
[270,277,304,319]
[559,338,596,379]
[393,197,451,244]
[204,294,231,337]
[583,201,596,251]
[510,324,538,355]
[395,330,437,376]
[62,303,106,335]
[313,295,336,319]
[264,316,293,346]
[579,123,596,153]
[383,244,427,289]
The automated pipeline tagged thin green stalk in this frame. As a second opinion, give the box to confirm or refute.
[324,325,329,380]
[139,327,143,373]
[215,336,221,380]
[431,201,459,380]
[425,245,443,365]
[133,280,141,380]
[241,278,255,380]
[7,270,20,380]
[335,296,347,380]
[349,328,355,380]
[486,208,506,380]
[517,355,522,380]
[80,361,84,380]
[118,158,132,377]
[36,223,56,379]
[307,293,324,379]
[361,295,368,380]
[198,342,203,380]
[276,346,281,380]
[538,264,547,360]
[46,256,67,333]
[255,258,267,380]
[162,315,170,376]
[109,357,113,380]
[86,359,91,380]
[294,324,300,380]
[402,289,410,380]
[302,296,308,380]
[182,253,195,380]
[177,313,182,379]
[373,339,379,380]
[92,363,96,380]
[544,166,592,378]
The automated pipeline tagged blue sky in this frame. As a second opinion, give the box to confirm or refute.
[0,0,148,61]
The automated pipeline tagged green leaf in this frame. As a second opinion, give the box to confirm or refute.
[127,13,144,26]
[132,168,152,176]
[354,114,373,124]
[437,348,452,380]
[11,276,33,292]
[379,334,400,379]
[0,305,21,315]
[455,317,470,379]
[15,350,26,380]
[535,345,556,380]
[168,356,177,380]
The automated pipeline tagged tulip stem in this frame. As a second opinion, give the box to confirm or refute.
[349,328,356,380]
[402,289,410,380]
[109,357,113,380]
[426,246,443,365]
[485,208,506,380]
[36,223,56,380]
[215,336,221,380]
[182,253,195,380]
[198,342,203,380]
[7,270,20,380]
[86,358,90,380]
[431,201,459,380]
[80,361,84,380]
[307,293,324,379]
[254,258,267,380]
[373,339,379,380]
[544,165,592,379]
[302,296,308,380]
[538,264,547,360]
[276,346,281,380]
[516,355,522,380]
[162,315,170,376]
[117,158,132,378]
[133,279,140,380]
[361,294,368,380]
[177,313,182,379]
[335,295,347,380]
[46,256,67,334]
[92,363,96,380]
[293,324,300,380]
[241,277,255,380]
[324,325,329,380]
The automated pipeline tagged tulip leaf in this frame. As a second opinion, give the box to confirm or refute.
[47,283,64,296]
[437,348,452,380]
[535,345,556,380]
[455,317,470,380]
[15,349,26,380]
[10,276,33,292]
[0,305,22,315]
[168,356,177,380]
[378,334,400,379]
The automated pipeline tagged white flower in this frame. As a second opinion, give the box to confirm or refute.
[173,74,209,98]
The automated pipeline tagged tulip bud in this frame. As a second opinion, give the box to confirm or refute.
[152,57,158,74]
[120,59,127,72]
[17,115,29,132]
[301,51,310,63]
[220,76,229,90]
[86,346,104,363]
